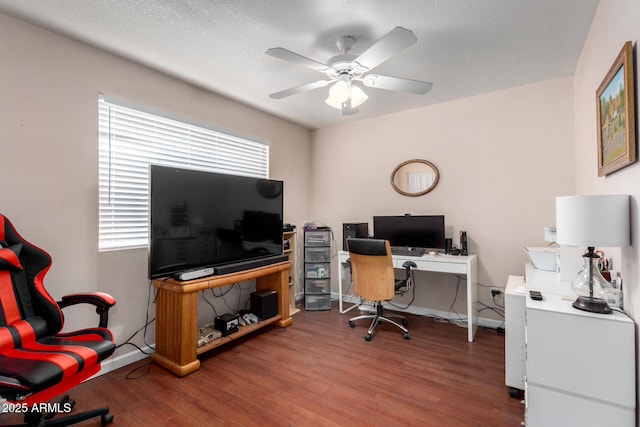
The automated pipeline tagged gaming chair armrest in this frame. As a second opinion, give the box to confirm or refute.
[57,292,116,328]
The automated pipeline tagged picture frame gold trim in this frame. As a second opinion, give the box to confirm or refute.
[596,41,636,176]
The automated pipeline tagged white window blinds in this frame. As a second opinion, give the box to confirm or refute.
[98,96,269,251]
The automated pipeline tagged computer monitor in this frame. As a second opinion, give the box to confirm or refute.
[373,215,445,250]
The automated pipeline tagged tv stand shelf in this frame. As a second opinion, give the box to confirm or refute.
[195,314,281,355]
[151,261,292,377]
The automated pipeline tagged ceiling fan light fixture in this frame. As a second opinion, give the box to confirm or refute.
[349,85,368,108]
[268,26,428,114]
[325,79,350,108]
[324,76,368,110]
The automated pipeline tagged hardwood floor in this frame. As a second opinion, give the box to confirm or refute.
[1,303,524,426]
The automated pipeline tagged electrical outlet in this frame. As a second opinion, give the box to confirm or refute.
[490,287,502,297]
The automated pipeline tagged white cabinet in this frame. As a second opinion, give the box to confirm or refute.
[525,293,635,426]
[504,275,526,396]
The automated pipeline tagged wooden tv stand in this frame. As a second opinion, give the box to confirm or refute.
[151,261,292,376]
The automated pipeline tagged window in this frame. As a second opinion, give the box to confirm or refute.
[98,96,269,251]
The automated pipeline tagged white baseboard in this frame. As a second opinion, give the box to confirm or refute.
[93,346,154,378]
[332,293,504,330]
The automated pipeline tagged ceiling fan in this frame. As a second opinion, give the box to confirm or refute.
[266,26,433,116]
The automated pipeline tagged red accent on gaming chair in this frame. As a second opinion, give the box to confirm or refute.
[0,214,116,426]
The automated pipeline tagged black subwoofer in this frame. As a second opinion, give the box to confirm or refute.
[250,290,278,320]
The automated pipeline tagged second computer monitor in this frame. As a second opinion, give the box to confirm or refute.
[373,215,445,250]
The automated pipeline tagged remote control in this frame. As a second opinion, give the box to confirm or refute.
[529,290,543,301]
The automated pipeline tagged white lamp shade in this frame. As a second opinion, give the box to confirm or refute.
[349,85,368,107]
[556,195,630,247]
[325,78,368,109]
[325,80,350,108]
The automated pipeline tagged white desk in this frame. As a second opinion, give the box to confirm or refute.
[337,250,478,342]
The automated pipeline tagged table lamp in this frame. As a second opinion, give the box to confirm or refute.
[555,194,630,314]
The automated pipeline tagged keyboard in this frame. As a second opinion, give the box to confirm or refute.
[391,246,425,257]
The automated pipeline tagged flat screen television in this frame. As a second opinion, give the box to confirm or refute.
[148,165,284,279]
[373,215,445,250]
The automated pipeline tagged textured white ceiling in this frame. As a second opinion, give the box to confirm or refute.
[0,0,599,129]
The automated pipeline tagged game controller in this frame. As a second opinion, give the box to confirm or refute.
[243,313,259,324]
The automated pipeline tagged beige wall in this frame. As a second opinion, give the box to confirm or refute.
[312,77,574,315]
[573,0,640,386]
[0,14,312,361]
[5,1,637,377]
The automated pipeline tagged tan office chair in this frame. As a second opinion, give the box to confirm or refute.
[346,238,413,341]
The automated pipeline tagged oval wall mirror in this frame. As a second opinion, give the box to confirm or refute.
[390,159,440,197]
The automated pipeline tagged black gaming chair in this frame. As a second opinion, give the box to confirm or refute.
[0,214,116,426]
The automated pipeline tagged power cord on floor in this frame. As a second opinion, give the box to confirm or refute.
[125,360,153,380]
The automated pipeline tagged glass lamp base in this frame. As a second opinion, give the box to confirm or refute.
[572,295,612,314]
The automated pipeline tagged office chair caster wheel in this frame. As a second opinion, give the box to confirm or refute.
[401,318,408,326]
[365,334,372,341]
[349,321,355,328]
[101,412,114,425]
[403,332,410,339]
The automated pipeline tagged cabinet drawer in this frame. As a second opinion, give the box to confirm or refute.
[305,263,330,278]
[526,304,635,408]
[394,258,467,274]
[304,247,330,262]
[305,294,331,311]
[305,279,330,294]
[304,230,331,246]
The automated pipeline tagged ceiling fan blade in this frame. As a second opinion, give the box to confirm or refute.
[265,47,329,72]
[362,74,433,95]
[269,80,331,99]
[351,27,417,72]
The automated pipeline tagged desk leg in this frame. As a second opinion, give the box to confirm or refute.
[338,259,360,314]
[256,269,292,328]
[338,259,344,313]
[151,288,200,376]
[467,256,479,342]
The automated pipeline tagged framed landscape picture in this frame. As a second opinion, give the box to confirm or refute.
[596,41,636,176]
